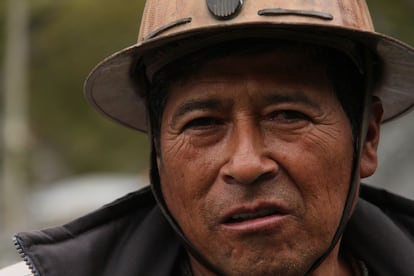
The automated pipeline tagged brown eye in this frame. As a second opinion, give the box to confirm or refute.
[183,117,223,131]
[268,110,310,124]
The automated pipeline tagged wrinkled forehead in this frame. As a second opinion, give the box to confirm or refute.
[164,48,341,115]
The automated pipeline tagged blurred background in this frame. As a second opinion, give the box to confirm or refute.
[0,0,413,268]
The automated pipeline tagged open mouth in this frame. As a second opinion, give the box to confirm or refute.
[227,209,280,223]
[223,204,289,224]
[221,205,289,232]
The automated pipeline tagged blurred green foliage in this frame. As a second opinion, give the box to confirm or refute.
[1,0,413,185]
[28,0,148,179]
[369,0,414,45]
[0,2,5,58]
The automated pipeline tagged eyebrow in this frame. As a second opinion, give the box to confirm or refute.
[171,91,321,124]
[264,91,321,110]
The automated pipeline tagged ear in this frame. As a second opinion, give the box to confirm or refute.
[153,138,162,169]
[360,97,384,178]
[156,154,162,171]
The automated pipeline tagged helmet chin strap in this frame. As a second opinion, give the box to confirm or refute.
[306,101,372,274]
[148,147,225,275]
[146,49,375,276]
[305,48,374,274]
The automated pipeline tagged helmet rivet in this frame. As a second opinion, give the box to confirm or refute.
[206,0,243,20]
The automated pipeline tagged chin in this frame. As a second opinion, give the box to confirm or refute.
[202,246,316,276]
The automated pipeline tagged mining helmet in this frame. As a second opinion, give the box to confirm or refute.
[84,1,414,274]
[85,0,414,132]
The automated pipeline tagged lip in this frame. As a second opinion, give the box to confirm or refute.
[220,202,291,233]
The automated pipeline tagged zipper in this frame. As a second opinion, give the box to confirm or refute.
[13,235,40,276]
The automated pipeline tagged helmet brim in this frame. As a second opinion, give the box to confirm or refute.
[85,23,414,132]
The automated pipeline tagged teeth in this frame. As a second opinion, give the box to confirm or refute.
[231,209,275,222]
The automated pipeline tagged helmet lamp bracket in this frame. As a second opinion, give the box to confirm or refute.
[206,0,243,20]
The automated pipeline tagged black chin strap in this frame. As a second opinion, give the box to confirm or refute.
[305,122,367,274]
[305,49,374,274]
[149,146,225,275]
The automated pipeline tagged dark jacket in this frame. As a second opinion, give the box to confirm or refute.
[14,184,414,276]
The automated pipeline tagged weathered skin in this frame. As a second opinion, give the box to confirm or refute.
[156,49,382,275]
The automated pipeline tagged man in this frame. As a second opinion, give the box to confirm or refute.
[7,0,414,275]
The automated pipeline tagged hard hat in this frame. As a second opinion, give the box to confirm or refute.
[85,0,414,131]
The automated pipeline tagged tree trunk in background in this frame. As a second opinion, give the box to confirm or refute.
[1,0,30,231]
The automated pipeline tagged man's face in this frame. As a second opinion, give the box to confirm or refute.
[157,49,354,275]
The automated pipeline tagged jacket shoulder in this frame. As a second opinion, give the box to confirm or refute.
[360,184,414,233]
[13,186,181,276]
[0,262,31,276]
[344,186,414,276]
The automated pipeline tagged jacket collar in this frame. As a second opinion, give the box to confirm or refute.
[14,185,414,276]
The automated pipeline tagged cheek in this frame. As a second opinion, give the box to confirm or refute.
[272,124,354,221]
[158,136,226,230]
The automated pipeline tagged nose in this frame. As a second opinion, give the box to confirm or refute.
[220,122,279,186]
